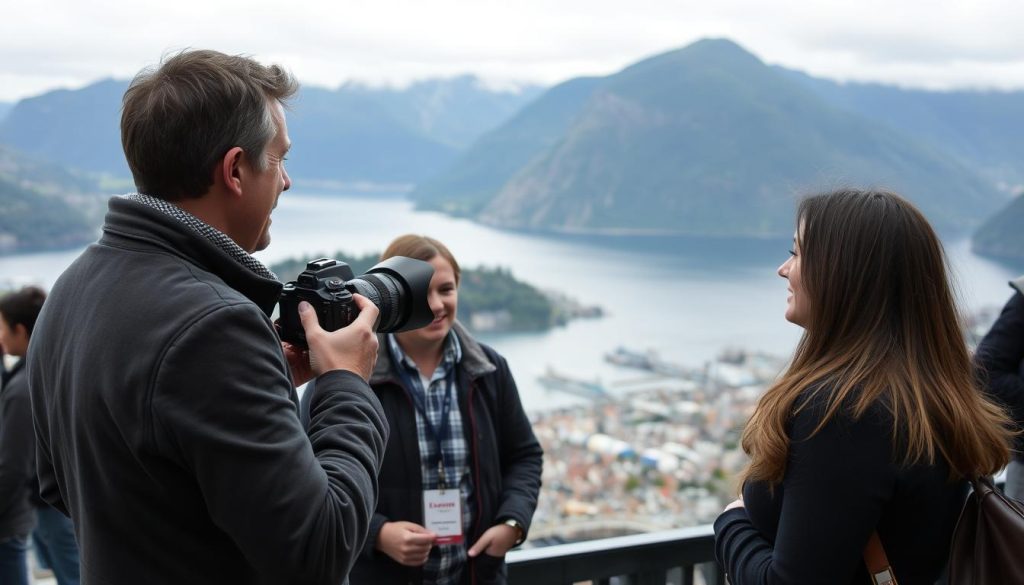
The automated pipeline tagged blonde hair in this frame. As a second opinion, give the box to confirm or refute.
[381,234,461,285]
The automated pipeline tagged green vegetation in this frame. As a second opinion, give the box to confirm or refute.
[458,265,556,331]
[0,145,102,254]
[0,176,98,253]
[269,252,570,333]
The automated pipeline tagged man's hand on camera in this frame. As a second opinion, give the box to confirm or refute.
[297,296,379,380]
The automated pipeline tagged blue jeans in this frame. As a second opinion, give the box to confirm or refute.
[33,507,80,585]
[0,534,30,585]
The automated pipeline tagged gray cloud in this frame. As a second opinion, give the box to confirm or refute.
[3,0,1024,101]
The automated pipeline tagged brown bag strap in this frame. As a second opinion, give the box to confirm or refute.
[863,531,898,585]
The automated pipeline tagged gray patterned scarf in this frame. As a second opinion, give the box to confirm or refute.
[122,193,277,281]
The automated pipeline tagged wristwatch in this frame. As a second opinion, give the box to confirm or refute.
[502,518,525,546]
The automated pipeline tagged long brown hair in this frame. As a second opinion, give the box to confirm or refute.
[741,189,1013,486]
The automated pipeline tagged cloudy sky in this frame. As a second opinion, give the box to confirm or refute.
[3,0,1024,102]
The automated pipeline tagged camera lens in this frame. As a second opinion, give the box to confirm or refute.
[348,273,404,332]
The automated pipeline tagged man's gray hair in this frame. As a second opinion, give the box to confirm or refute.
[121,49,298,201]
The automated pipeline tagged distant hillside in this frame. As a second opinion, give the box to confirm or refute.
[0,102,11,123]
[411,76,602,216]
[340,76,543,150]
[0,144,98,195]
[781,69,1024,188]
[0,144,103,254]
[413,39,1004,236]
[0,176,97,253]
[0,76,541,186]
[973,193,1024,262]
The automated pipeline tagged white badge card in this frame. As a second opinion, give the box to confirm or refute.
[423,489,464,544]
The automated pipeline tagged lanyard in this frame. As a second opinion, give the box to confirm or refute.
[396,363,458,489]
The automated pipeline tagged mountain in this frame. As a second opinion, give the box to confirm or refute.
[339,76,543,149]
[973,193,1024,262]
[781,69,1024,188]
[0,76,542,186]
[411,76,602,215]
[0,102,11,123]
[0,145,100,253]
[0,79,129,179]
[412,39,1005,236]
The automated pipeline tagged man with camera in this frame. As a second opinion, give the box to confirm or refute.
[27,50,388,585]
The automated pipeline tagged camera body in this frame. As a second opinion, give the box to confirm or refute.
[278,256,435,346]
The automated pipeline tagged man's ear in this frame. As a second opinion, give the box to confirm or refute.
[14,323,29,344]
[218,146,246,199]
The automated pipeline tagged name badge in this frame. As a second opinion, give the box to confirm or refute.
[424,489,463,545]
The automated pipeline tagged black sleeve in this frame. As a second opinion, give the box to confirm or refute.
[713,400,895,585]
[0,379,34,517]
[488,349,544,538]
[975,291,1024,435]
[29,375,67,515]
[152,303,389,585]
[301,378,391,563]
[361,511,391,561]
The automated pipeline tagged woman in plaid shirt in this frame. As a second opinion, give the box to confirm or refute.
[347,234,543,585]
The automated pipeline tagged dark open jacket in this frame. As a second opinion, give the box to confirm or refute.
[335,323,543,585]
[27,196,389,585]
[975,278,1024,462]
[0,361,35,540]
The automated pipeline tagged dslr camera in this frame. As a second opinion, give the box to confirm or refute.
[278,257,435,346]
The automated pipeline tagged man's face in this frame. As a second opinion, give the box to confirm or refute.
[0,314,28,358]
[241,101,291,253]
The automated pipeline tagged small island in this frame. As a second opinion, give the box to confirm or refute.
[269,252,602,333]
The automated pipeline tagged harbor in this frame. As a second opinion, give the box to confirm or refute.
[524,346,787,545]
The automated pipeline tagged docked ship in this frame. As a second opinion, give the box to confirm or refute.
[603,346,689,378]
[537,367,611,401]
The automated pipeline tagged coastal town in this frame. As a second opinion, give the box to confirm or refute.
[525,347,788,545]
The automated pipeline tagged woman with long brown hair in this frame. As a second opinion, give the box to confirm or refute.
[713,189,1014,584]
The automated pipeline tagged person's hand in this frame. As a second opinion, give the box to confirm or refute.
[280,341,313,387]
[297,295,379,380]
[468,523,519,558]
[376,521,436,566]
[723,497,745,512]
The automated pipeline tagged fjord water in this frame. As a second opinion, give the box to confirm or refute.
[2,191,1020,411]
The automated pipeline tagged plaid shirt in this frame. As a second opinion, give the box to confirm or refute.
[388,333,475,585]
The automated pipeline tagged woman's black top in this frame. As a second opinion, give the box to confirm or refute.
[714,390,967,585]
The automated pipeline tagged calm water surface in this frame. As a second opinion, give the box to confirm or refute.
[3,191,1021,412]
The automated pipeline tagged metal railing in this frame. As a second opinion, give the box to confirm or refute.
[507,525,722,585]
